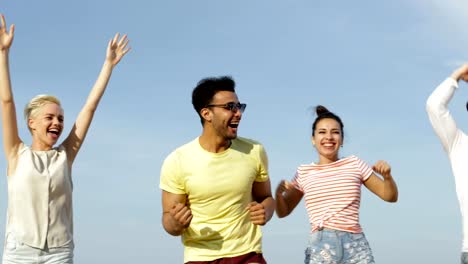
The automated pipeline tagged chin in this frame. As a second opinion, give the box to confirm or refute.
[227,134,237,140]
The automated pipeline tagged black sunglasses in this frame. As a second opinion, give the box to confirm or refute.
[466,101,468,111]
[206,102,247,113]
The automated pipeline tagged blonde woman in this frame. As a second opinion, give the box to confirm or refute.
[0,14,130,264]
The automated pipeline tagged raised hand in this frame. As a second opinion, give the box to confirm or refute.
[0,14,15,51]
[106,33,130,66]
[276,180,294,196]
[372,160,392,179]
[247,202,267,225]
[169,202,192,229]
[451,64,468,82]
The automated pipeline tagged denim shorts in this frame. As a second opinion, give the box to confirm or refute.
[461,252,468,264]
[304,229,375,264]
[2,233,74,264]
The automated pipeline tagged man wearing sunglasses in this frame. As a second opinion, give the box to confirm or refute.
[160,76,274,264]
[427,64,468,264]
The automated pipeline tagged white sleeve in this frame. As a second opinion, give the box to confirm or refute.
[426,78,461,153]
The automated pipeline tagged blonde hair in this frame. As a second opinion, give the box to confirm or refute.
[24,95,62,131]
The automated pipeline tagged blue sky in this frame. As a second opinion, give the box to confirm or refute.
[1,1,468,263]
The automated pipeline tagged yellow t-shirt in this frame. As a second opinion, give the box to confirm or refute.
[160,137,269,262]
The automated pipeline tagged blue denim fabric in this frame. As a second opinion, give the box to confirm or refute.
[304,229,375,264]
[461,252,468,264]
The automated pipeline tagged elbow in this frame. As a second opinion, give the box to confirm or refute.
[163,224,183,237]
[426,97,443,116]
[274,203,291,218]
[426,98,436,114]
[162,216,184,236]
[1,98,14,106]
[275,211,289,218]
[384,193,398,203]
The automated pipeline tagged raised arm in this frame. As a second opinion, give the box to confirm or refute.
[0,15,21,162]
[275,180,303,218]
[63,34,130,164]
[426,64,468,153]
[363,160,398,203]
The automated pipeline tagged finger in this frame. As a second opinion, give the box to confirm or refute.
[246,201,257,209]
[9,24,14,35]
[247,203,263,212]
[121,47,131,56]
[118,34,127,46]
[250,209,265,217]
[107,38,113,51]
[112,33,120,47]
[179,208,192,223]
[183,215,193,226]
[1,14,5,29]
[250,213,266,220]
[249,204,265,213]
[120,38,130,50]
[250,215,266,225]
[174,207,191,222]
[172,202,188,212]
[284,180,295,190]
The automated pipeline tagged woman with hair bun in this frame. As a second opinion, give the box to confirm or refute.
[275,105,398,264]
[0,14,130,263]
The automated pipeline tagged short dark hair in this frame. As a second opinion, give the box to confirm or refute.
[192,76,236,123]
[312,105,344,139]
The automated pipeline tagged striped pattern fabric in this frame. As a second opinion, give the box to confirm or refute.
[292,156,373,233]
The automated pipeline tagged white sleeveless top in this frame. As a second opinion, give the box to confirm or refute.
[6,143,73,249]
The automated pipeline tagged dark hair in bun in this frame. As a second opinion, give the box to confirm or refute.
[312,105,344,139]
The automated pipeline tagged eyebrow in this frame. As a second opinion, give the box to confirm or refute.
[317,128,341,131]
[44,113,64,118]
[212,101,239,105]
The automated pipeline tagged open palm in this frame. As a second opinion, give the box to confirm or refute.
[106,33,130,66]
[0,15,14,51]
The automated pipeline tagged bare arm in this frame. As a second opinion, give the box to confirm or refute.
[0,15,21,163]
[63,34,130,164]
[363,160,398,202]
[275,180,303,218]
[161,190,192,236]
[247,179,275,225]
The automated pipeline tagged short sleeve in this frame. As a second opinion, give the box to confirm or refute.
[355,156,373,182]
[159,151,186,194]
[255,144,269,182]
[291,170,303,192]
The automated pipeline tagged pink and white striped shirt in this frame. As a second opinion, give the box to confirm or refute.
[292,155,373,233]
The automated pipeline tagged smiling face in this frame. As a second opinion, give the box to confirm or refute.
[312,118,343,164]
[202,90,243,141]
[29,103,64,150]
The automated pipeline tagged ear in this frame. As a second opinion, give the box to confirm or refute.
[200,108,212,123]
[28,118,36,131]
[311,136,316,147]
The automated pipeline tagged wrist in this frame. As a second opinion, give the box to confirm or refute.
[103,60,114,69]
[450,73,461,82]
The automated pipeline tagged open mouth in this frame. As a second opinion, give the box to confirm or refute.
[48,128,61,138]
[228,120,240,128]
[322,142,336,148]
